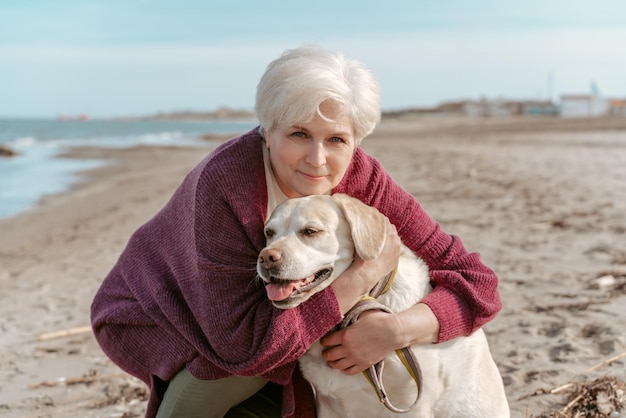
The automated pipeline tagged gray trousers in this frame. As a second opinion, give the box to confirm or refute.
[156,368,282,418]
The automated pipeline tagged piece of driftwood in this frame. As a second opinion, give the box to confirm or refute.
[536,376,626,418]
[586,350,626,372]
[519,350,626,401]
[28,372,126,389]
[37,325,92,341]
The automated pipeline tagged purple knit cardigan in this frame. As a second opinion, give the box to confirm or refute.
[91,128,501,417]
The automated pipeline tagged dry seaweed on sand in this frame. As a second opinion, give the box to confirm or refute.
[535,376,626,418]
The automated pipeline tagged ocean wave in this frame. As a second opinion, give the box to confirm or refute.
[4,131,207,151]
[9,136,38,148]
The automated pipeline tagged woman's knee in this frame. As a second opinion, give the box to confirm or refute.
[156,369,275,418]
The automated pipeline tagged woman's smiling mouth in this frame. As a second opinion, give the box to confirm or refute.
[299,171,327,180]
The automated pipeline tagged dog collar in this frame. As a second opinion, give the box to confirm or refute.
[368,266,397,299]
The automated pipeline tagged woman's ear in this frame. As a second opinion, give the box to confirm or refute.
[261,128,272,148]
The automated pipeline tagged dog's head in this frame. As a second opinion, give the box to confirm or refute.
[257,194,388,309]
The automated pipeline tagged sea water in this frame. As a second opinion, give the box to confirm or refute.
[0,118,257,219]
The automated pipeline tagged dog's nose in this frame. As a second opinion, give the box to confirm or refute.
[259,247,282,268]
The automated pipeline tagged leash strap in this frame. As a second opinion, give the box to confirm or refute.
[369,266,397,298]
[341,297,423,413]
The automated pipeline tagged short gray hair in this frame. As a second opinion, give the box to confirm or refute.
[255,46,381,142]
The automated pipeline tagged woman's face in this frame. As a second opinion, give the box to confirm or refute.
[265,105,356,198]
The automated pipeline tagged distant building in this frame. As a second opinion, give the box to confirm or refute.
[431,99,557,117]
[559,94,608,118]
[608,99,626,116]
[518,101,559,116]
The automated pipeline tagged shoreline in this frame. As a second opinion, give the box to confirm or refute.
[1,116,626,417]
[0,128,240,220]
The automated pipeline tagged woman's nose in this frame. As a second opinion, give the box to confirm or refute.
[305,142,326,167]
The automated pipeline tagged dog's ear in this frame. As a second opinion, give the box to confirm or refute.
[332,194,387,260]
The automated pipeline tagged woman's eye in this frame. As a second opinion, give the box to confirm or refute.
[291,131,306,138]
[329,137,346,144]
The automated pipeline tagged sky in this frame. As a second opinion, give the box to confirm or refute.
[1,0,626,119]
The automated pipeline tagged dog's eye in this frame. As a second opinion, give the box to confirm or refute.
[264,228,275,239]
[301,228,320,236]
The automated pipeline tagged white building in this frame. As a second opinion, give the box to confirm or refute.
[561,82,609,118]
[559,94,608,118]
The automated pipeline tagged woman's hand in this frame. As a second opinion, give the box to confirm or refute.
[320,310,401,374]
[320,303,440,374]
[330,219,401,314]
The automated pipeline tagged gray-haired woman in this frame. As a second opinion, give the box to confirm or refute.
[91,45,502,418]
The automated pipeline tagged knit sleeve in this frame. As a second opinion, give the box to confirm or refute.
[335,150,502,342]
[179,136,343,382]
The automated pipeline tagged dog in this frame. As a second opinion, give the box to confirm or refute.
[257,193,510,417]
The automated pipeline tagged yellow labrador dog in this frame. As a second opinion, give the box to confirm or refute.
[257,194,509,417]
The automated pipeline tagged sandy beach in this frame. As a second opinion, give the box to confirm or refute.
[1,115,625,417]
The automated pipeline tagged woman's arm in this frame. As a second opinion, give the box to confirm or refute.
[325,149,501,373]
[335,149,502,340]
[186,142,346,379]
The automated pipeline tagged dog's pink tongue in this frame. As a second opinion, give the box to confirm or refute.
[265,282,298,301]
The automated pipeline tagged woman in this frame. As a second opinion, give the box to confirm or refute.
[91,46,502,418]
